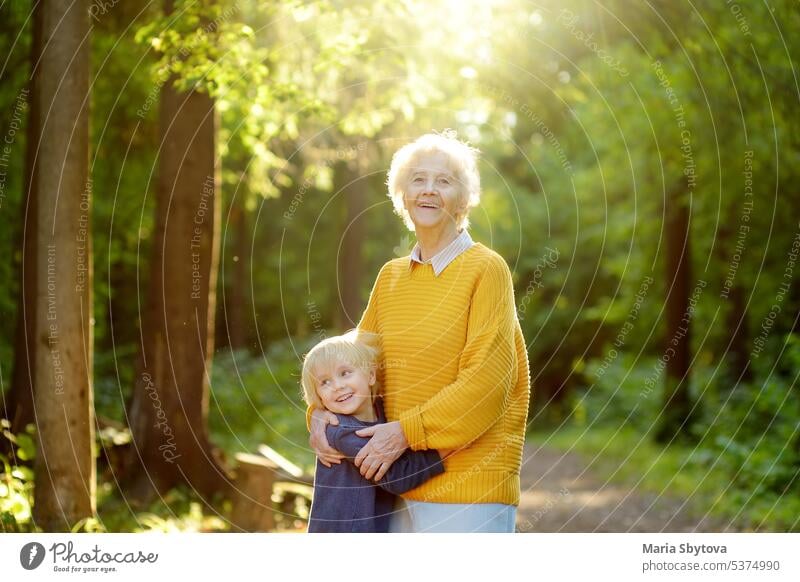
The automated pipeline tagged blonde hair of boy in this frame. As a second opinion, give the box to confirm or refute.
[301,329,382,411]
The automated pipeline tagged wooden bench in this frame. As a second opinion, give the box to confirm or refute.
[229,445,312,532]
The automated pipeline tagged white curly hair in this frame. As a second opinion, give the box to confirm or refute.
[386,130,481,232]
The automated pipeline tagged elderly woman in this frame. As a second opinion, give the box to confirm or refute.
[309,131,530,532]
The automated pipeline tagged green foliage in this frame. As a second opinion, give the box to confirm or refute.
[574,354,665,433]
[691,372,800,503]
[565,348,800,531]
[1,0,798,533]
[0,420,36,532]
[209,341,316,471]
[95,483,230,533]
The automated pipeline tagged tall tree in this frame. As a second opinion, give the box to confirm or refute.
[223,191,249,350]
[656,178,694,443]
[336,159,367,328]
[32,0,95,531]
[122,0,230,502]
[3,0,43,440]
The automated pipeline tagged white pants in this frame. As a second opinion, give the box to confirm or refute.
[389,498,517,533]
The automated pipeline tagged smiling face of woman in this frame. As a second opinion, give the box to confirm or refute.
[403,151,466,232]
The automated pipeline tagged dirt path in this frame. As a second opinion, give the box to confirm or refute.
[516,442,734,532]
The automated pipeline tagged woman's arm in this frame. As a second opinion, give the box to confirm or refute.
[308,409,344,467]
[327,424,444,494]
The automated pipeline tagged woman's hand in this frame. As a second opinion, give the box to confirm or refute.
[309,409,345,467]
[354,421,409,481]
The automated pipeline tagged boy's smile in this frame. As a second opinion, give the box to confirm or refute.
[314,360,376,421]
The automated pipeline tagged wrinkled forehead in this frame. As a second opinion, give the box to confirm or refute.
[407,149,458,176]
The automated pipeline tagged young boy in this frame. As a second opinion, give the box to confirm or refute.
[301,330,444,532]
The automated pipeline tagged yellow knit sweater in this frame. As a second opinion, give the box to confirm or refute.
[358,243,531,505]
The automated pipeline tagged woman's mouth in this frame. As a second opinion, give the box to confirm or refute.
[417,202,439,209]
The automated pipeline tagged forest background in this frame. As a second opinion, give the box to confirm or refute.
[0,0,798,532]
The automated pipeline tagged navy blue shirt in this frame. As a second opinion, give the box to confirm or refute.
[307,403,444,533]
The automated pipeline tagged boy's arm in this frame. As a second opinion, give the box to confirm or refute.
[327,425,444,495]
[376,449,444,495]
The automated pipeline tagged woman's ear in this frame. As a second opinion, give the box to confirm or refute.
[369,368,376,385]
[455,191,468,224]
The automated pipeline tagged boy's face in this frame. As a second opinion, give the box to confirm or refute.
[314,359,376,420]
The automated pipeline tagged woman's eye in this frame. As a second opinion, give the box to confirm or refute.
[438,178,450,185]
[413,177,424,183]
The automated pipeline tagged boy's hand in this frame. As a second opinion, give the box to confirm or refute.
[309,409,344,467]
[354,421,408,481]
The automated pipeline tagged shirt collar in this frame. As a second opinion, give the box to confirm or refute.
[409,229,474,276]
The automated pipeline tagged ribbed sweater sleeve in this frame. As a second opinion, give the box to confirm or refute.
[398,256,518,451]
[326,424,444,495]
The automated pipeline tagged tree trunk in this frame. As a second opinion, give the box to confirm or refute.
[122,75,231,502]
[225,192,248,349]
[337,160,365,328]
[656,178,694,443]
[725,283,752,385]
[31,0,95,531]
[716,212,752,386]
[3,0,42,439]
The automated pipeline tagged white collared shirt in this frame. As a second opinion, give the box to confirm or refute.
[409,229,475,276]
